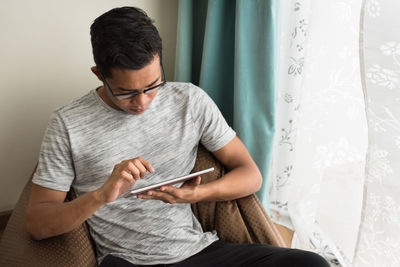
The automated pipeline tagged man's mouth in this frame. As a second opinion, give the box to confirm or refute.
[130,107,145,113]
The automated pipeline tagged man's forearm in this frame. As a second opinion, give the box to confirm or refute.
[26,190,105,240]
[196,136,263,202]
[195,165,262,202]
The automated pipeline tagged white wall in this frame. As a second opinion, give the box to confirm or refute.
[0,0,179,211]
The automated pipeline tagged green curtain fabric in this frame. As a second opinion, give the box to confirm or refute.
[174,0,275,210]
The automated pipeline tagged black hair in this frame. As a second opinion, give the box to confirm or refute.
[90,6,162,78]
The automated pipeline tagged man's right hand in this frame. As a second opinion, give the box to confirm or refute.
[26,158,154,240]
[95,157,155,204]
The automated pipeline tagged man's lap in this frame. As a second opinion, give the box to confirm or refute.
[99,240,330,267]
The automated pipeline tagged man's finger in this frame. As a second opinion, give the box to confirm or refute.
[128,161,147,178]
[120,170,136,183]
[131,157,155,173]
[160,185,178,195]
[181,176,201,188]
[142,190,177,204]
[126,162,141,179]
[194,176,201,185]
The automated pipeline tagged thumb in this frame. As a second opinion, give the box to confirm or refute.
[182,176,201,188]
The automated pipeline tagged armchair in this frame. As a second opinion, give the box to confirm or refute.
[0,145,285,266]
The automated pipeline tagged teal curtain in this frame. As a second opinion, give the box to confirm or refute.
[174,0,276,210]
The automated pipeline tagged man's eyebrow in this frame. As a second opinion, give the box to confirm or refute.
[117,76,160,91]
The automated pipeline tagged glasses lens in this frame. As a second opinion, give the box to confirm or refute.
[144,88,159,95]
[142,82,165,95]
[114,82,165,100]
[116,94,135,101]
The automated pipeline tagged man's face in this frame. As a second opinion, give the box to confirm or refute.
[97,56,163,115]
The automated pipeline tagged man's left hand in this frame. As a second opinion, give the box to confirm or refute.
[136,176,202,204]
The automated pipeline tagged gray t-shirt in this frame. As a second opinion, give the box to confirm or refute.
[32,82,236,265]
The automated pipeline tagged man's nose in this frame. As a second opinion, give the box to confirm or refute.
[131,93,147,105]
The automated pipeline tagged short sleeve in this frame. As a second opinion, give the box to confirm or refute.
[32,111,75,191]
[190,85,236,152]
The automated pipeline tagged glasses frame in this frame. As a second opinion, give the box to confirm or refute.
[100,64,166,100]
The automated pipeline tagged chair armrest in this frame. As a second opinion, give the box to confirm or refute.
[191,145,286,247]
[0,167,97,267]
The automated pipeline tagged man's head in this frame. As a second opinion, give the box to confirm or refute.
[90,7,164,115]
[90,6,162,78]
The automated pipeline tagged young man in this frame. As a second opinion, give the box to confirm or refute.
[26,7,329,267]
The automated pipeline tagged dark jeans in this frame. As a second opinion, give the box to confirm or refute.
[99,240,330,267]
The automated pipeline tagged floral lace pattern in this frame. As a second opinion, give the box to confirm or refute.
[270,0,367,266]
[354,0,400,266]
[271,0,400,265]
[269,0,310,230]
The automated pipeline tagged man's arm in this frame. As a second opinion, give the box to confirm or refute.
[138,136,262,203]
[26,157,154,240]
[26,185,104,240]
[197,136,262,201]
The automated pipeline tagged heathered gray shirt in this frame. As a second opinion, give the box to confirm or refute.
[32,82,236,265]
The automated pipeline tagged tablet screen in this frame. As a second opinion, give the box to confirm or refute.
[123,167,214,198]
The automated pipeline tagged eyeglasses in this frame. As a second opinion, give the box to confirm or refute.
[101,65,166,101]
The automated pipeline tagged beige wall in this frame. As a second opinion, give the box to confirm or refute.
[0,0,179,211]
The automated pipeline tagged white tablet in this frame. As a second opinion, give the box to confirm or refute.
[123,167,214,198]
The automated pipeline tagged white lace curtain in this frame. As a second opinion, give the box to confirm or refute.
[269,0,400,266]
[355,0,400,265]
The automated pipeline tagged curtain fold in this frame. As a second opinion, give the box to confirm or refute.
[199,0,235,124]
[354,0,400,265]
[233,0,276,207]
[269,0,367,265]
[175,0,276,208]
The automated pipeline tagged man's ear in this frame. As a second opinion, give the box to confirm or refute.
[91,66,103,82]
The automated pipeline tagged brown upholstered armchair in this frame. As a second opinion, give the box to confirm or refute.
[0,145,285,266]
